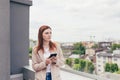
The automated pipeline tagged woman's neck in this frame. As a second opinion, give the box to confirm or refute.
[43,41,49,48]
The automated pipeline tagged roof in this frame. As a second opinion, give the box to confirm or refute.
[97,53,112,57]
[113,54,120,58]
[97,52,120,58]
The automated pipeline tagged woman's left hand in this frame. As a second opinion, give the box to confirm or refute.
[51,56,57,64]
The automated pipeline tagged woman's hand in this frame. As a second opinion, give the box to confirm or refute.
[46,58,51,65]
[51,56,57,64]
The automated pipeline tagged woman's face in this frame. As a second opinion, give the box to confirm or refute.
[42,28,52,42]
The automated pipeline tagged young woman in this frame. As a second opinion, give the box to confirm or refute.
[32,25,64,80]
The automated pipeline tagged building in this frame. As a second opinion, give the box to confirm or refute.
[98,42,112,50]
[86,48,96,56]
[61,42,74,50]
[85,48,104,63]
[82,41,95,48]
[96,50,120,74]
[0,0,32,79]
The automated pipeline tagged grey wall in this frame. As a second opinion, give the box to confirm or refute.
[10,0,32,74]
[0,0,10,80]
[0,0,32,79]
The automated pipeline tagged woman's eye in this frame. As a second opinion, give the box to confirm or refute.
[45,32,49,34]
[45,32,52,34]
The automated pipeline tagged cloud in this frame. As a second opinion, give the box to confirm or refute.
[30,0,120,42]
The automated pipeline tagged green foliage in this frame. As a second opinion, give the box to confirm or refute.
[29,47,32,53]
[66,58,95,74]
[116,71,120,74]
[115,69,120,74]
[79,59,86,71]
[79,59,94,73]
[74,42,81,50]
[87,61,92,67]
[114,63,119,72]
[105,63,111,72]
[29,53,32,58]
[73,64,80,70]
[111,64,115,72]
[105,63,119,73]
[66,58,73,67]
[88,64,94,73]
[111,63,119,72]
[72,42,86,55]
[74,58,79,64]
[85,61,94,73]
[92,43,99,48]
[72,50,80,54]
[29,47,32,58]
[111,44,120,51]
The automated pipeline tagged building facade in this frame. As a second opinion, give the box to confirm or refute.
[96,50,120,74]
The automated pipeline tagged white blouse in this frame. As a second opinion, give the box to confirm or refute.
[43,48,51,73]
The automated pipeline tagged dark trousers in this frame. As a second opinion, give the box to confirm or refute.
[46,72,52,80]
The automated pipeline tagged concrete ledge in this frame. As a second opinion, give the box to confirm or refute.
[22,65,110,80]
[23,66,35,80]
[10,73,23,80]
[10,0,32,6]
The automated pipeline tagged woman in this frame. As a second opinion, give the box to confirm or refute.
[32,25,64,80]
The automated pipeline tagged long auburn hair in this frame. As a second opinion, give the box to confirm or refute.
[36,25,56,54]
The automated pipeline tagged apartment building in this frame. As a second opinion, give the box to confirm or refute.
[96,50,120,74]
[82,41,95,48]
[98,42,112,50]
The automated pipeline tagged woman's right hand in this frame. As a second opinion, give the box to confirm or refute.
[45,58,51,65]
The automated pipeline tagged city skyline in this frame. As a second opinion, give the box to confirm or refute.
[30,0,120,42]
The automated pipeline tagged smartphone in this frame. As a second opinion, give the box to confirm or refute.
[49,53,57,58]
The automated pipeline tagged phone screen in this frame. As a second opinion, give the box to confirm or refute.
[49,53,57,58]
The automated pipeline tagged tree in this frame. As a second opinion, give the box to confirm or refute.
[72,42,86,56]
[89,64,94,73]
[111,64,115,72]
[79,59,86,71]
[87,61,92,67]
[29,47,32,53]
[111,44,120,51]
[105,63,111,72]
[85,61,94,73]
[74,58,79,64]
[92,43,99,49]
[111,63,119,72]
[73,64,80,71]
[29,47,32,58]
[114,63,119,72]
[66,58,73,67]
[105,63,119,73]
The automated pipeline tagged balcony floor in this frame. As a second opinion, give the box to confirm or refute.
[60,70,94,80]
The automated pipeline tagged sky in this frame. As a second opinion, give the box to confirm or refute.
[30,0,120,42]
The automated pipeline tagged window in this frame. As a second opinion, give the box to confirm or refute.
[98,56,101,58]
[103,57,106,60]
[103,61,106,64]
[98,65,101,67]
[114,58,117,61]
[98,69,101,71]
